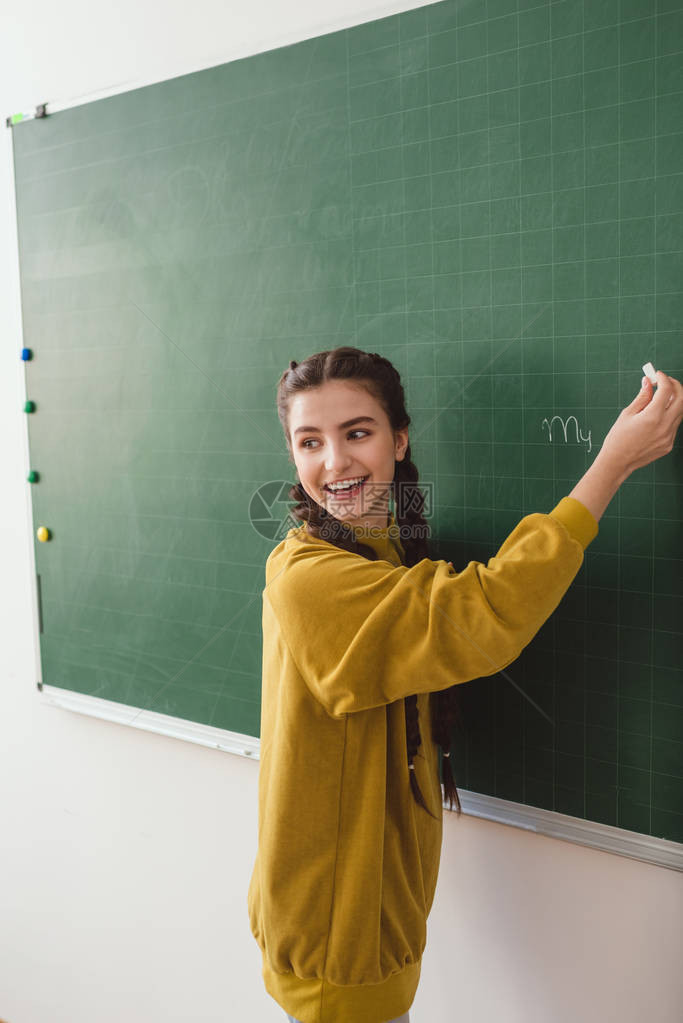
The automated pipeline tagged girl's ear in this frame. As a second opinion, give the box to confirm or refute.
[395,430,409,461]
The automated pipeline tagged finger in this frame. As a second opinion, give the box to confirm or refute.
[668,375,683,407]
[628,376,654,414]
[662,375,683,411]
[650,370,675,409]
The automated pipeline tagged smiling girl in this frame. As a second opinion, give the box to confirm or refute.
[247,346,682,1023]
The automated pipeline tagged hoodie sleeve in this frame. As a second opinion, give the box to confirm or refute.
[264,497,598,717]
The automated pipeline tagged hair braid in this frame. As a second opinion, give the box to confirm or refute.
[392,450,462,814]
[276,346,463,816]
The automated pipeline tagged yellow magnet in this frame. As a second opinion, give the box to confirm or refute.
[36,526,51,542]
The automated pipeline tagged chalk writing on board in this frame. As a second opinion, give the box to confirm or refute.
[541,415,592,453]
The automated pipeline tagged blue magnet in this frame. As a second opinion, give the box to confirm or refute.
[21,348,32,361]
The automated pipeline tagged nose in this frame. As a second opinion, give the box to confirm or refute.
[324,438,353,474]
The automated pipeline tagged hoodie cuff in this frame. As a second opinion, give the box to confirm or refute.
[549,497,599,550]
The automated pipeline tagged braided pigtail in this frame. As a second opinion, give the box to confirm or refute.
[392,447,463,815]
[404,693,432,814]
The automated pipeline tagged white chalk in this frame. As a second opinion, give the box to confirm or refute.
[642,362,657,385]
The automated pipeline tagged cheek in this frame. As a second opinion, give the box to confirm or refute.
[293,455,317,486]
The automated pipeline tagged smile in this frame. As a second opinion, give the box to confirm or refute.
[323,475,369,497]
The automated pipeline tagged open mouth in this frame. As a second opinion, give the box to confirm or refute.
[323,475,369,499]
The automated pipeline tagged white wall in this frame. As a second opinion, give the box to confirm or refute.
[1,2,681,1021]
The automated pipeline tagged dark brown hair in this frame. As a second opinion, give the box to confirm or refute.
[276,345,462,818]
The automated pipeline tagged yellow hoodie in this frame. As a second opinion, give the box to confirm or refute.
[247,497,598,1023]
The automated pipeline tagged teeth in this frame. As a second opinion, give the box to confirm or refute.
[326,476,366,491]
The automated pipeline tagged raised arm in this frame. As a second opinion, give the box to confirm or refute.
[266,501,594,716]
[267,371,683,718]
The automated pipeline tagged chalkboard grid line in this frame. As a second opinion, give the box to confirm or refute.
[650,1,659,842]
[616,0,625,837]
[581,0,590,837]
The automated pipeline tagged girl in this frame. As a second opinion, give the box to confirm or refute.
[248,347,682,1023]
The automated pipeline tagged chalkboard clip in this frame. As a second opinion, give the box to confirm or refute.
[5,103,48,128]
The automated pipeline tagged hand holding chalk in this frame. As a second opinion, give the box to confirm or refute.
[642,362,677,409]
[599,367,683,477]
[640,362,675,407]
[568,367,683,521]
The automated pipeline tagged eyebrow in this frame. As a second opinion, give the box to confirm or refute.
[293,416,378,436]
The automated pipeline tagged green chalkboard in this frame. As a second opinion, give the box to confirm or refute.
[13,0,683,842]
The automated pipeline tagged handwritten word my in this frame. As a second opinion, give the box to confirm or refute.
[541,415,592,453]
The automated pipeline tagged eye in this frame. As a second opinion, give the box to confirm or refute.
[300,429,370,449]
